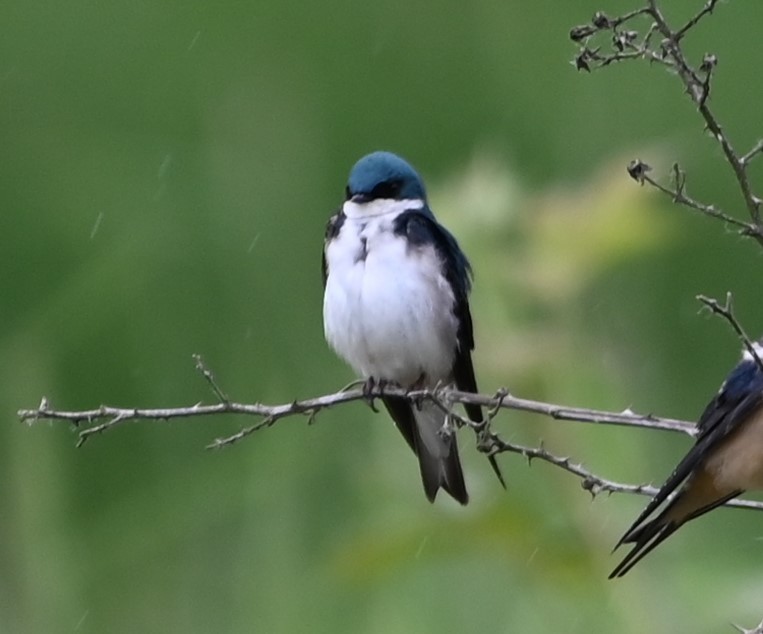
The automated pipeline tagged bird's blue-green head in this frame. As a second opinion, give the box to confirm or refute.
[345,151,427,203]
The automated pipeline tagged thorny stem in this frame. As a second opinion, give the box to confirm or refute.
[18,377,763,514]
[15,330,763,516]
[18,385,696,443]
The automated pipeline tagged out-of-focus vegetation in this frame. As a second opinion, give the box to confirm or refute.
[2,1,763,632]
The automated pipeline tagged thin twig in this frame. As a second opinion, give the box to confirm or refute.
[630,164,761,236]
[741,140,763,167]
[193,354,229,403]
[674,0,719,41]
[488,435,763,512]
[697,293,763,373]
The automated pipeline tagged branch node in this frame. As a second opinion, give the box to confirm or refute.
[570,24,596,42]
[487,387,509,421]
[574,49,594,72]
[700,53,717,74]
[581,476,601,498]
[592,11,612,29]
[698,53,716,107]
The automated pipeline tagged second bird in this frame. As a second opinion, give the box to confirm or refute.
[322,151,494,504]
[611,338,763,577]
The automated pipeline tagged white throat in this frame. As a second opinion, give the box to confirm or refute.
[343,198,425,219]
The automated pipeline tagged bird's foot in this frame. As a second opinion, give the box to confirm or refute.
[362,377,387,412]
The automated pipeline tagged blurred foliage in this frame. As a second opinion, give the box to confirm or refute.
[2,0,763,632]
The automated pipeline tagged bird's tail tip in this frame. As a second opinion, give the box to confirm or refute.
[609,517,677,579]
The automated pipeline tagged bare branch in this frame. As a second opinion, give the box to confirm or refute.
[627,161,760,237]
[19,389,362,445]
[18,384,696,441]
[645,1,762,227]
[19,381,763,515]
[572,0,763,244]
[17,372,697,503]
[489,435,763,513]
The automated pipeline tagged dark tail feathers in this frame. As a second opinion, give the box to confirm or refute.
[609,516,679,579]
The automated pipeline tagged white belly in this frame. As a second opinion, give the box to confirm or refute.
[323,213,458,387]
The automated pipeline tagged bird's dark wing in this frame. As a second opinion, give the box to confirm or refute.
[392,208,475,408]
[394,208,505,488]
[696,355,763,438]
[610,355,763,576]
[322,210,345,287]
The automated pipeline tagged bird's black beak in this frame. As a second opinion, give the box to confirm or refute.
[351,193,372,204]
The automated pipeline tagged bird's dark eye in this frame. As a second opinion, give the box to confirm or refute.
[370,179,402,199]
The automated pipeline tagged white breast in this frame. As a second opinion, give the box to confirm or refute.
[323,207,458,387]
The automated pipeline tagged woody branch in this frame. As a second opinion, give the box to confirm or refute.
[16,303,763,515]
[571,0,763,245]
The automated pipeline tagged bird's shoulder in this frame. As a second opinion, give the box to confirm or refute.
[696,355,763,439]
[322,208,345,287]
[392,207,476,359]
[391,207,473,296]
[324,209,346,243]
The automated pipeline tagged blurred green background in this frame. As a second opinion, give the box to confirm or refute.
[2,0,763,632]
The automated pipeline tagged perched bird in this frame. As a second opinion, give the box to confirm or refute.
[610,339,763,578]
[322,151,500,504]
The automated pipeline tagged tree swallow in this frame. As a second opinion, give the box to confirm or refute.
[322,151,499,504]
[610,339,763,578]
